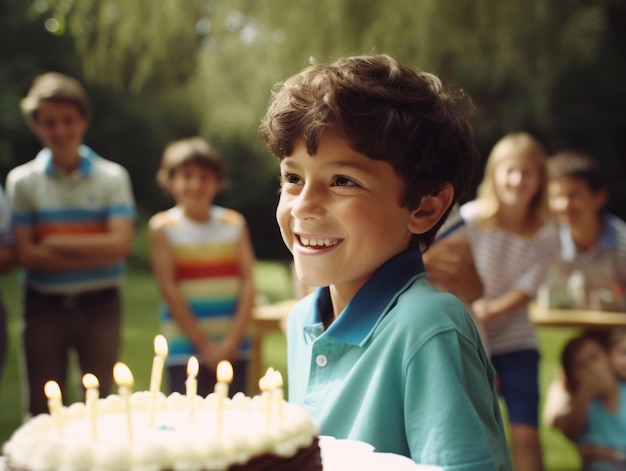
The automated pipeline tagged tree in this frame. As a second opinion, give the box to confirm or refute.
[34,0,206,93]
[13,0,626,255]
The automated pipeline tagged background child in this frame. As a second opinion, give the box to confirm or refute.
[259,54,511,469]
[149,137,256,395]
[6,72,136,416]
[543,151,626,439]
[547,150,626,311]
[0,184,16,384]
[558,329,626,470]
[461,132,558,471]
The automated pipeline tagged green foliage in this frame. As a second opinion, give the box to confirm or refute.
[3,0,626,260]
[34,0,206,92]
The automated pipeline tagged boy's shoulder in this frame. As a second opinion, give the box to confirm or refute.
[149,209,176,231]
[6,147,129,183]
[393,278,474,330]
[6,157,41,184]
[212,205,246,226]
[88,152,130,178]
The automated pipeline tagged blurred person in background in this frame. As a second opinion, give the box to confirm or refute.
[546,150,626,312]
[556,329,626,470]
[0,184,16,383]
[6,72,136,416]
[461,132,558,471]
[149,137,256,396]
[544,151,626,448]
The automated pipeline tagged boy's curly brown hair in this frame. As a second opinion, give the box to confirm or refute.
[259,54,478,250]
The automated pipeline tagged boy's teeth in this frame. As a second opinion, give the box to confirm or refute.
[301,237,337,247]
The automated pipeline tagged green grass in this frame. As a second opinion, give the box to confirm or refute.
[0,262,581,469]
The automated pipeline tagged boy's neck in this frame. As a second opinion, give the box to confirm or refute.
[180,205,211,223]
[51,149,82,174]
[601,380,620,412]
[570,217,603,251]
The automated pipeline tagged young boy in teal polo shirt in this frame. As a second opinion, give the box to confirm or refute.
[259,55,512,469]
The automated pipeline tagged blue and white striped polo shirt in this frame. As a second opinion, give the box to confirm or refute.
[6,145,136,294]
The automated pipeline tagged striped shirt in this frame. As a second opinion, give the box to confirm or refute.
[461,201,558,355]
[5,146,135,294]
[0,185,14,248]
[153,205,250,366]
[559,212,626,296]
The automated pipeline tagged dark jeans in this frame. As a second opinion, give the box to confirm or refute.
[167,358,248,397]
[23,287,122,416]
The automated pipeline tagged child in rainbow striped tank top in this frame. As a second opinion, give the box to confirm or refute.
[149,137,256,395]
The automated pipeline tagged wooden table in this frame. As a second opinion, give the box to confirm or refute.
[249,299,298,390]
[530,303,626,329]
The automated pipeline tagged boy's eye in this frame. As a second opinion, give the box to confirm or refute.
[280,173,302,185]
[333,175,356,187]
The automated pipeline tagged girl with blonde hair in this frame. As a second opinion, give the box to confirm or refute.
[461,132,558,471]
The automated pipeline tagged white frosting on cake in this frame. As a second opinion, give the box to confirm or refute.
[3,390,319,471]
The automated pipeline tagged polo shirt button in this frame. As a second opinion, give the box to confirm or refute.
[315,354,328,367]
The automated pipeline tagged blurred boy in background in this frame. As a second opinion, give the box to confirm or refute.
[149,137,256,395]
[6,72,136,416]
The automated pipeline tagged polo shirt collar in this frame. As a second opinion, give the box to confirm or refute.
[560,212,617,260]
[304,249,426,346]
[35,145,96,177]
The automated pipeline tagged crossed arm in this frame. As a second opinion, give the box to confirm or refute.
[13,218,134,271]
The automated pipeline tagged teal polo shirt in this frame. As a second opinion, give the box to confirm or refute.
[287,250,512,470]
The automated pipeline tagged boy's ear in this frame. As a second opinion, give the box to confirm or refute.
[408,183,454,235]
[593,188,608,211]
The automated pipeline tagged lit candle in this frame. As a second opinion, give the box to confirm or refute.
[186,356,199,420]
[82,373,99,440]
[215,360,233,398]
[272,370,284,422]
[259,368,273,427]
[215,360,233,435]
[44,380,63,432]
[149,335,168,427]
[113,362,134,442]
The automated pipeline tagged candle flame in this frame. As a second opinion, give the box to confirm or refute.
[113,362,134,387]
[82,373,99,389]
[44,380,62,400]
[258,376,267,392]
[216,360,233,383]
[187,356,199,377]
[154,335,168,356]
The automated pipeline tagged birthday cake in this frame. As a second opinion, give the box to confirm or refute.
[2,387,321,471]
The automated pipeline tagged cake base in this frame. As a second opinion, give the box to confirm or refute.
[229,437,322,471]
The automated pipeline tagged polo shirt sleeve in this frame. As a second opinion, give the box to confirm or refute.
[0,186,13,246]
[106,165,136,220]
[404,329,507,470]
[5,166,35,227]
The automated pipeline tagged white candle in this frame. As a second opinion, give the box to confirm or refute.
[44,380,63,432]
[215,360,233,435]
[149,335,168,427]
[259,368,273,427]
[186,356,199,420]
[82,373,99,440]
[113,362,134,442]
[272,370,284,422]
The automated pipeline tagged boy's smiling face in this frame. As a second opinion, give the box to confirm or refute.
[548,176,606,232]
[168,162,220,221]
[32,101,88,161]
[277,131,444,304]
